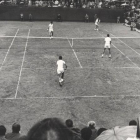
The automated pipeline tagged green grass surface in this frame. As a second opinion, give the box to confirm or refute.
[0,21,140,134]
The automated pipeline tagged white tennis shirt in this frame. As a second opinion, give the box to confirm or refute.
[48,23,53,31]
[105,37,111,45]
[57,60,65,70]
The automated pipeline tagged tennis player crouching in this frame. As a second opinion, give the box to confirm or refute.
[56,56,67,86]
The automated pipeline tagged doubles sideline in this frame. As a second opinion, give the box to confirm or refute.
[0,29,19,71]
[14,29,30,99]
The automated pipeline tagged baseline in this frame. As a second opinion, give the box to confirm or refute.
[1,94,140,100]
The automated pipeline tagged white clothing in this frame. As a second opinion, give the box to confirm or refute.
[48,23,53,32]
[104,37,111,48]
[104,44,111,48]
[57,60,65,74]
[55,0,59,5]
[95,18,100,25]
[57,69,64,75]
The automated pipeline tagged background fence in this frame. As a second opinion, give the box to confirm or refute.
[0,6,124,22]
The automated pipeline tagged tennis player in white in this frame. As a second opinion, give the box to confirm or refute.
[48,21,53,39]
[94,17,100,31]
[57,56,67,86]
[101,34,111,58]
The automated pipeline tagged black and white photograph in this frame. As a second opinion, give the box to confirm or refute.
[0,1,140,140]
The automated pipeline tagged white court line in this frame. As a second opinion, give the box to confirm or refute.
[114,67,139,69]
[0,35,140,39]
[67,37,83,68]
[22,66,139,70]
[1,94,140,100]
[71,37,140,39]
[15,29,30,99]
[105,29,140,57]
[112,43,139,68]
[0,29,19,71]
[72,38,73,46]
[97,31,140,69]
[0,36,68,39]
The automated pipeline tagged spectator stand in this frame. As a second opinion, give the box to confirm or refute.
[123,5,140,32]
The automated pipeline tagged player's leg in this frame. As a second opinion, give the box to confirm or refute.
[49,31,52,39]
[58,73,61,82]
[96,25,99,31]
[101,48,106,57]
[58,72,64,87]
[58,73,62,86]
[59,74,63,86]
[57,70,61,82]
[108,48,111,58]
[61,72,64,79]
[59,72,64,86]
[130,25,133,31]
[57,69,64,86]
[94,24,97,30]
[49,31,51,37]
[51,31,53,37]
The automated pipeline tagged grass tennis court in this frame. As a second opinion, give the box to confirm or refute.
[0,21,140,134]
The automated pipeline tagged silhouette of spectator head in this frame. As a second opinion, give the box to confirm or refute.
[65,119,80,134]
[27,118,75,140]
[65,119,73,128]
[81,127,92,140]
[87,121,96,129]
[97,128,107,136]
[12,123,21,133]
[0,125,6,137]
[129,120,137,126]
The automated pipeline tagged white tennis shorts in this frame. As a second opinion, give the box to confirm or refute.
[104,44,110,49]
[57,69,64,75]
[49,30,53,33]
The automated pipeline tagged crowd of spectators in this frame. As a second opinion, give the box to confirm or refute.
[0,118,138,140]
[1,0,140,11]
[123,6,140,31]
[22,0,140,9]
